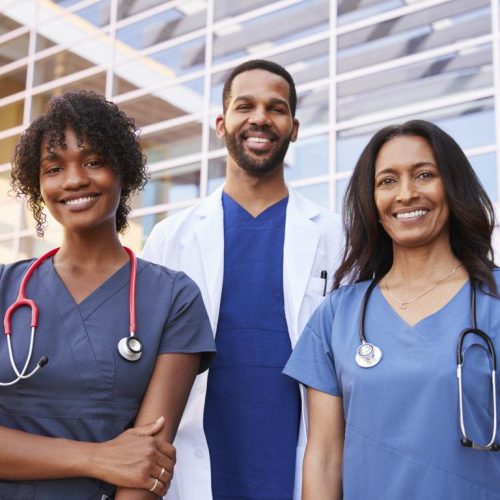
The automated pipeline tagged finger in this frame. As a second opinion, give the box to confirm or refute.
[134,416,164,436]
[149,477,167,497]
[158,441,176,460]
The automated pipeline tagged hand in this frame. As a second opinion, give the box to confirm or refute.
[93,416,175,494]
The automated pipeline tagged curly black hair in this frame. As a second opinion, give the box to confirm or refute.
[11,90,148,236]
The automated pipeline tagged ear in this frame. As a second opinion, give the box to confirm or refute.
[215,114,225,138]
[290,118,300,143]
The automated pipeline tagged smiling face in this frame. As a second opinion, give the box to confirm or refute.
[216,69,299,176]
[39,127,122,235]
[374,135,450,250]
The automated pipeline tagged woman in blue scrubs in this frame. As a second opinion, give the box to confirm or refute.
[284,120,500,499]
[0,91,215,499]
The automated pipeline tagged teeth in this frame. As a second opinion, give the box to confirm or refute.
[396,210,428,219]
[247,137,270,143]
[65,196,95,205]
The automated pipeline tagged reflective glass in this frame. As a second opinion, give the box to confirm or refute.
[471,153,497,202]
[285,134,329,182]
[141,121,202,163]
[338,43,493,122]
[74,0,111,28]
[33,44,102,86]
[338,0,491,73]
[35,7,108,54]
[118,81,203,127]
[337,98,496,171]
[0,199,19,235]
[297,85,329,128]
[0,100,23,133]
[335,177,349,213]
[214,0,274,21]
[0,170,15,205]
[211,0,329,66]
[207,157,226,193]
[0,30,30,63]
[115,4,206,52]
[337,0,402,26]
[31,72,106,120]
[134,163,201,209]
[114,37,206,82]
[0,13,24,37]
[210,39,329,112]
[295,182,329,208]
[19,235,58,260]
[117,0,166,20]
[0,66,27,99]
[0,239,14,264]
[0,133,19,165]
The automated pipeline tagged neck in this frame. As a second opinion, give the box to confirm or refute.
[387,238,460,285]
[56,225,127,269]
[224,161,288,216]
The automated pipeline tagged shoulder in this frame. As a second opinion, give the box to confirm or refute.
[0,259,35,282]
[136,258,200,294]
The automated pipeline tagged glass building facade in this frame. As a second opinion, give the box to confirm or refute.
[0,0,499,261]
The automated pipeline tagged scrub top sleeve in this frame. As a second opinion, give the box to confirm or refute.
[283,295,342,397]
[160,271,216,373]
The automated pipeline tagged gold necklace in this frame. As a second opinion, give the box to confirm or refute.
[384,263,462,310]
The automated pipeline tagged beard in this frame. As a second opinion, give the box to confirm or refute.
[224,125,293,176]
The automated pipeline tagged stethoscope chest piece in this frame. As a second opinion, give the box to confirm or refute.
[118,335,143,362]
[355,341,383,368]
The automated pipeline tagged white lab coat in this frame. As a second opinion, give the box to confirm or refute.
[142,185,343,500]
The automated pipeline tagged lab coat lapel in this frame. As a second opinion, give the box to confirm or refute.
[283,188,321,345]
[194,188,224,332]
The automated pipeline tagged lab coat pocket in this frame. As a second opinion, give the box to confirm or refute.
[306,276,328,297]
[0,481,34,500]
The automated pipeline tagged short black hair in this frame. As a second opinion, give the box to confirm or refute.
[11,90,147,236]
[334,119,496,294]
[222,59,297,117]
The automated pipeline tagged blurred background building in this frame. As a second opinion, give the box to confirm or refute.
[0,0,498,261]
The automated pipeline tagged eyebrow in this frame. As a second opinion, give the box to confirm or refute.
[232,95,290,110]
[375,161,437,177]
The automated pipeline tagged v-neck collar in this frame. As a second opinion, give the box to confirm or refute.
[374,278,470,331]
[222,191,289,221]
[40,257,133,318]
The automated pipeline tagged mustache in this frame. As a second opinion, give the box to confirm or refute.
[240,125,279,141]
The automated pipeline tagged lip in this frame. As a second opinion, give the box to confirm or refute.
[60,193,100,211]
[392,208,430,221]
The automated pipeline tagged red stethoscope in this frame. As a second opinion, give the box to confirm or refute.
[1,247,142,386]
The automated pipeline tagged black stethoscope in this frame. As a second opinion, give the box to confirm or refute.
[356,278,498,452]
[1,247,143,386]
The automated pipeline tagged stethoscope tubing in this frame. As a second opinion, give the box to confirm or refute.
[357,277,498,451]
[1,247,140,385]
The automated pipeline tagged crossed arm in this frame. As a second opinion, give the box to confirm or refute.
[0,352,200,498]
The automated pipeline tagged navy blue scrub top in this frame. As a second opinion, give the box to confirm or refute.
[204,192,301,500]
[0,257,215,499]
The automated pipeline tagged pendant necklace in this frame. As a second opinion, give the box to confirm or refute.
[384,263,462,310]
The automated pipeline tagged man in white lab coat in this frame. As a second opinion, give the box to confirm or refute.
[142,59,343,500]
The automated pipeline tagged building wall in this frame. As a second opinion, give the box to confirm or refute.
[0,0,498,261]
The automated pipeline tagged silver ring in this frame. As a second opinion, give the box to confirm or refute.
[150,478,159,492]
[159,467,166,480]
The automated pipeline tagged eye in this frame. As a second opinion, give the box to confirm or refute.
[84,158,104,168]
[416,170,433,180]
[377,177,395,187]
[236,104,252,111]
[42,165,63,175]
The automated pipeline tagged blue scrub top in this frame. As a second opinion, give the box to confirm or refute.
[284,275,500,500]
[0,257,215,499]
[204,193,300,500]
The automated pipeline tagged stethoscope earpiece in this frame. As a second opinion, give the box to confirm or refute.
[117,336,143,362]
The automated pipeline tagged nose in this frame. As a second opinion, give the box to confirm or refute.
[62,164,90,190]
[249,105,271,127]
[396,177,419,203]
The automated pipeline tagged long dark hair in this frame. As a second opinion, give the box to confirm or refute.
[333,119,496,293]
